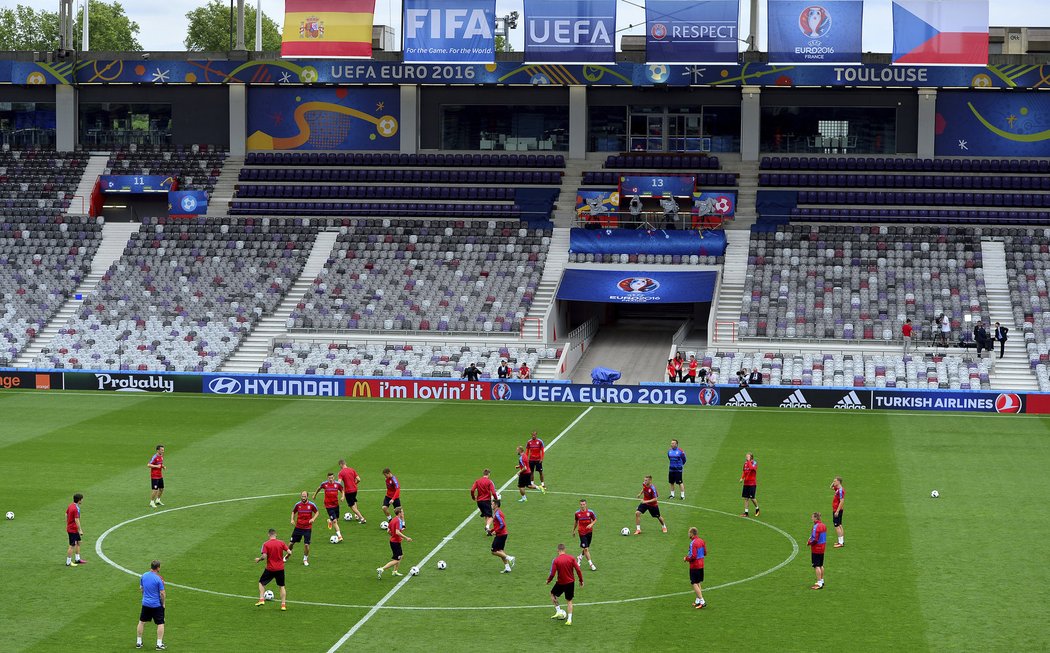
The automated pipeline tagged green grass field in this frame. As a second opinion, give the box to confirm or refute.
[1,390,1049,652]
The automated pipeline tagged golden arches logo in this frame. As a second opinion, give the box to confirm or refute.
[349,381,372,398]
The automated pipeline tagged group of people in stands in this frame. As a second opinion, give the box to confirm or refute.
[664,354,765,386]
[461,360,531,381]
[909,315,1008,357]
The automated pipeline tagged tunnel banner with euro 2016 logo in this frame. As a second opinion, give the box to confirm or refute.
[645,0,739,64]
[767,0,864,64]
[556,269,718,303]
[402,0,496,63]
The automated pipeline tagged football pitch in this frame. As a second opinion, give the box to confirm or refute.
[1,391,1048,652]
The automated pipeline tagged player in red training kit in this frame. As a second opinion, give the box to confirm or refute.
[65,493,86,566]
[338,459,365,524]
[255,528,290,610]
[684,527,707,609]
[470,469,498,532]
[288,491,318,566]
[515,446,545,502]
[740,452,760,517]
[525,431,547,489]
[831,476,845,547]
[382,468,402,520]
[148,445,165,508]
[312,472,344,543]
[808,512,827,589]
[488,498,516,573]
[634,475,668,534]
[547,543,584,625]
[377,507,412,579]
[572,499,598,571]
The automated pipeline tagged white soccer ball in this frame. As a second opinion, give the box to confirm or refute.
[437,560,447,570]
[930,490,940,498]
[380,520,390,531]
[554,609,567,620]
[330,535,340,544]
[343,512,354,521]
[4,511,12,520]
[620,527,631,536]
[263,590,274,601]
[409,566,420,576]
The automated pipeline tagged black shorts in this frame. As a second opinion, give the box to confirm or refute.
[383,496,401,509]
[344,492,358,507]
[811,552,825,568]
[390,541,403,560]
[529,460,543,473]
[259,569,286,587]
[551,582,575,601]
[668,470,683,485]
[637,503,661,519]
[150,478,164,490]
[67,532,81,546]
[684,374,696,383]
[517,473,533,488]
[833,511,843,527]
[477,501,493,518]
[689,568,705,585]
[326,507,339,522]
[578,533,592,549]
[742,485,757,499]
[139,605,165,625]
[491,535,508,552]
[290,527,312,545]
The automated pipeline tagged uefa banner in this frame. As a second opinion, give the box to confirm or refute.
[281,0,376,58]
[403,0,496,63]
[524,0,616,63]
[645,0,739,64]
[767,0,864,64]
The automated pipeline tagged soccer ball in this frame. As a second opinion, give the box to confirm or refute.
[437,560,447,570]
[343,512,354,521]
[330,535,340,544]
[554,609,567,620]
[930,490,940,498]
[409,566,420,576]
[620,527,631,536]
[4,512,12,520]
[263,590,274,601]
[380,520,390,531]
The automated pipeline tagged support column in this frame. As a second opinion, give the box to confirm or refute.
[55,85,77,152]
[399,84,418,154]
[917,87,937,159]
[740,85,761,161]
[568,85,587,160]
[229,84,247,156]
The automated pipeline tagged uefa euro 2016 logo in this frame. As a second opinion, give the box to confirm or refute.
[799,6,831,38]
[617,278,660,293]
[491,383,512,400]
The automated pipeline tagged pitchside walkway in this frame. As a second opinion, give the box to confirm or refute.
[568,319,677,385]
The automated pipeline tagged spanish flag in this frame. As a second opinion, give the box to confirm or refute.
[281,0,376,58]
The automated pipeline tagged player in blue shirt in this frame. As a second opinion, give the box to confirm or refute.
[136,560,166,650]
[667,440,687,500]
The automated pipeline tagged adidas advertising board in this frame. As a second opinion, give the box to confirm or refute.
[780,389,812,408]
[834,391,868,409]
[723,388,758,406]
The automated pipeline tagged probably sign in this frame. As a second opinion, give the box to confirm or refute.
[403,0,496,63]
[63,372,200,393]
[524,0,616,63]
[645,0,740,64]
[767,0,864,64]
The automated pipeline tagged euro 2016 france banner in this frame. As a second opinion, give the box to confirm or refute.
[892,0,989,65]
[403,0,496,63]
[525,0,616,63]
[767,0,863,64]
[645,0,739,64]
[556,269,719,303]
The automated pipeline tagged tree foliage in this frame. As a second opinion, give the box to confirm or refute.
[0,5,61,51]
[76,1,142,51]
[0,2,140,52]
[184,0,282,52]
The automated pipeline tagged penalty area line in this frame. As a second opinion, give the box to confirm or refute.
[324,405,594,652]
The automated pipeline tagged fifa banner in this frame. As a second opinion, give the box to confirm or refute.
[892,0,989,65]
[645,0,739,64]
[0,370,61,391]
[568,228,727,256]
[693,191,736,217]
[575,189,618,219]
[168,191,208,218]
[403,0,496,63]
[556,269,718,303]
[63,372,201,393]
[524,0,616,64]
[767,0,863,64]
[281,0,376,58]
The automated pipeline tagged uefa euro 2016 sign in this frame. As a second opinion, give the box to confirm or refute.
[767,0,864,64]
[645,0,740,64]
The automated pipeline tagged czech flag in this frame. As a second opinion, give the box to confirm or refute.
[281,0,376,58]
[892,0,988,65]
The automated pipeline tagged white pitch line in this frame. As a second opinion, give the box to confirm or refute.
[324,405,594,653]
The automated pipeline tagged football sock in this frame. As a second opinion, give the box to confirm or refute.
[157,640,163,647]
[670,492,675,498]
[818,579,824,587]
[744,510,749,515]
[75,554,81,562]
[66,557,72,565]
[838,537,844,544]
[137,638,143,646]
[680,494,685,500]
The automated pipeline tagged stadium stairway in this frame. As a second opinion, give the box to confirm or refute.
[980,239,1039,391]
[220,229,339,373]
[522,227,570,342]
[552,158,591,226]
[14,221,140,368]
[72,153,110,213]
[209,155,244,217]
[728,158,759,231]
[710,230,751,345]
[567,319,676,385]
